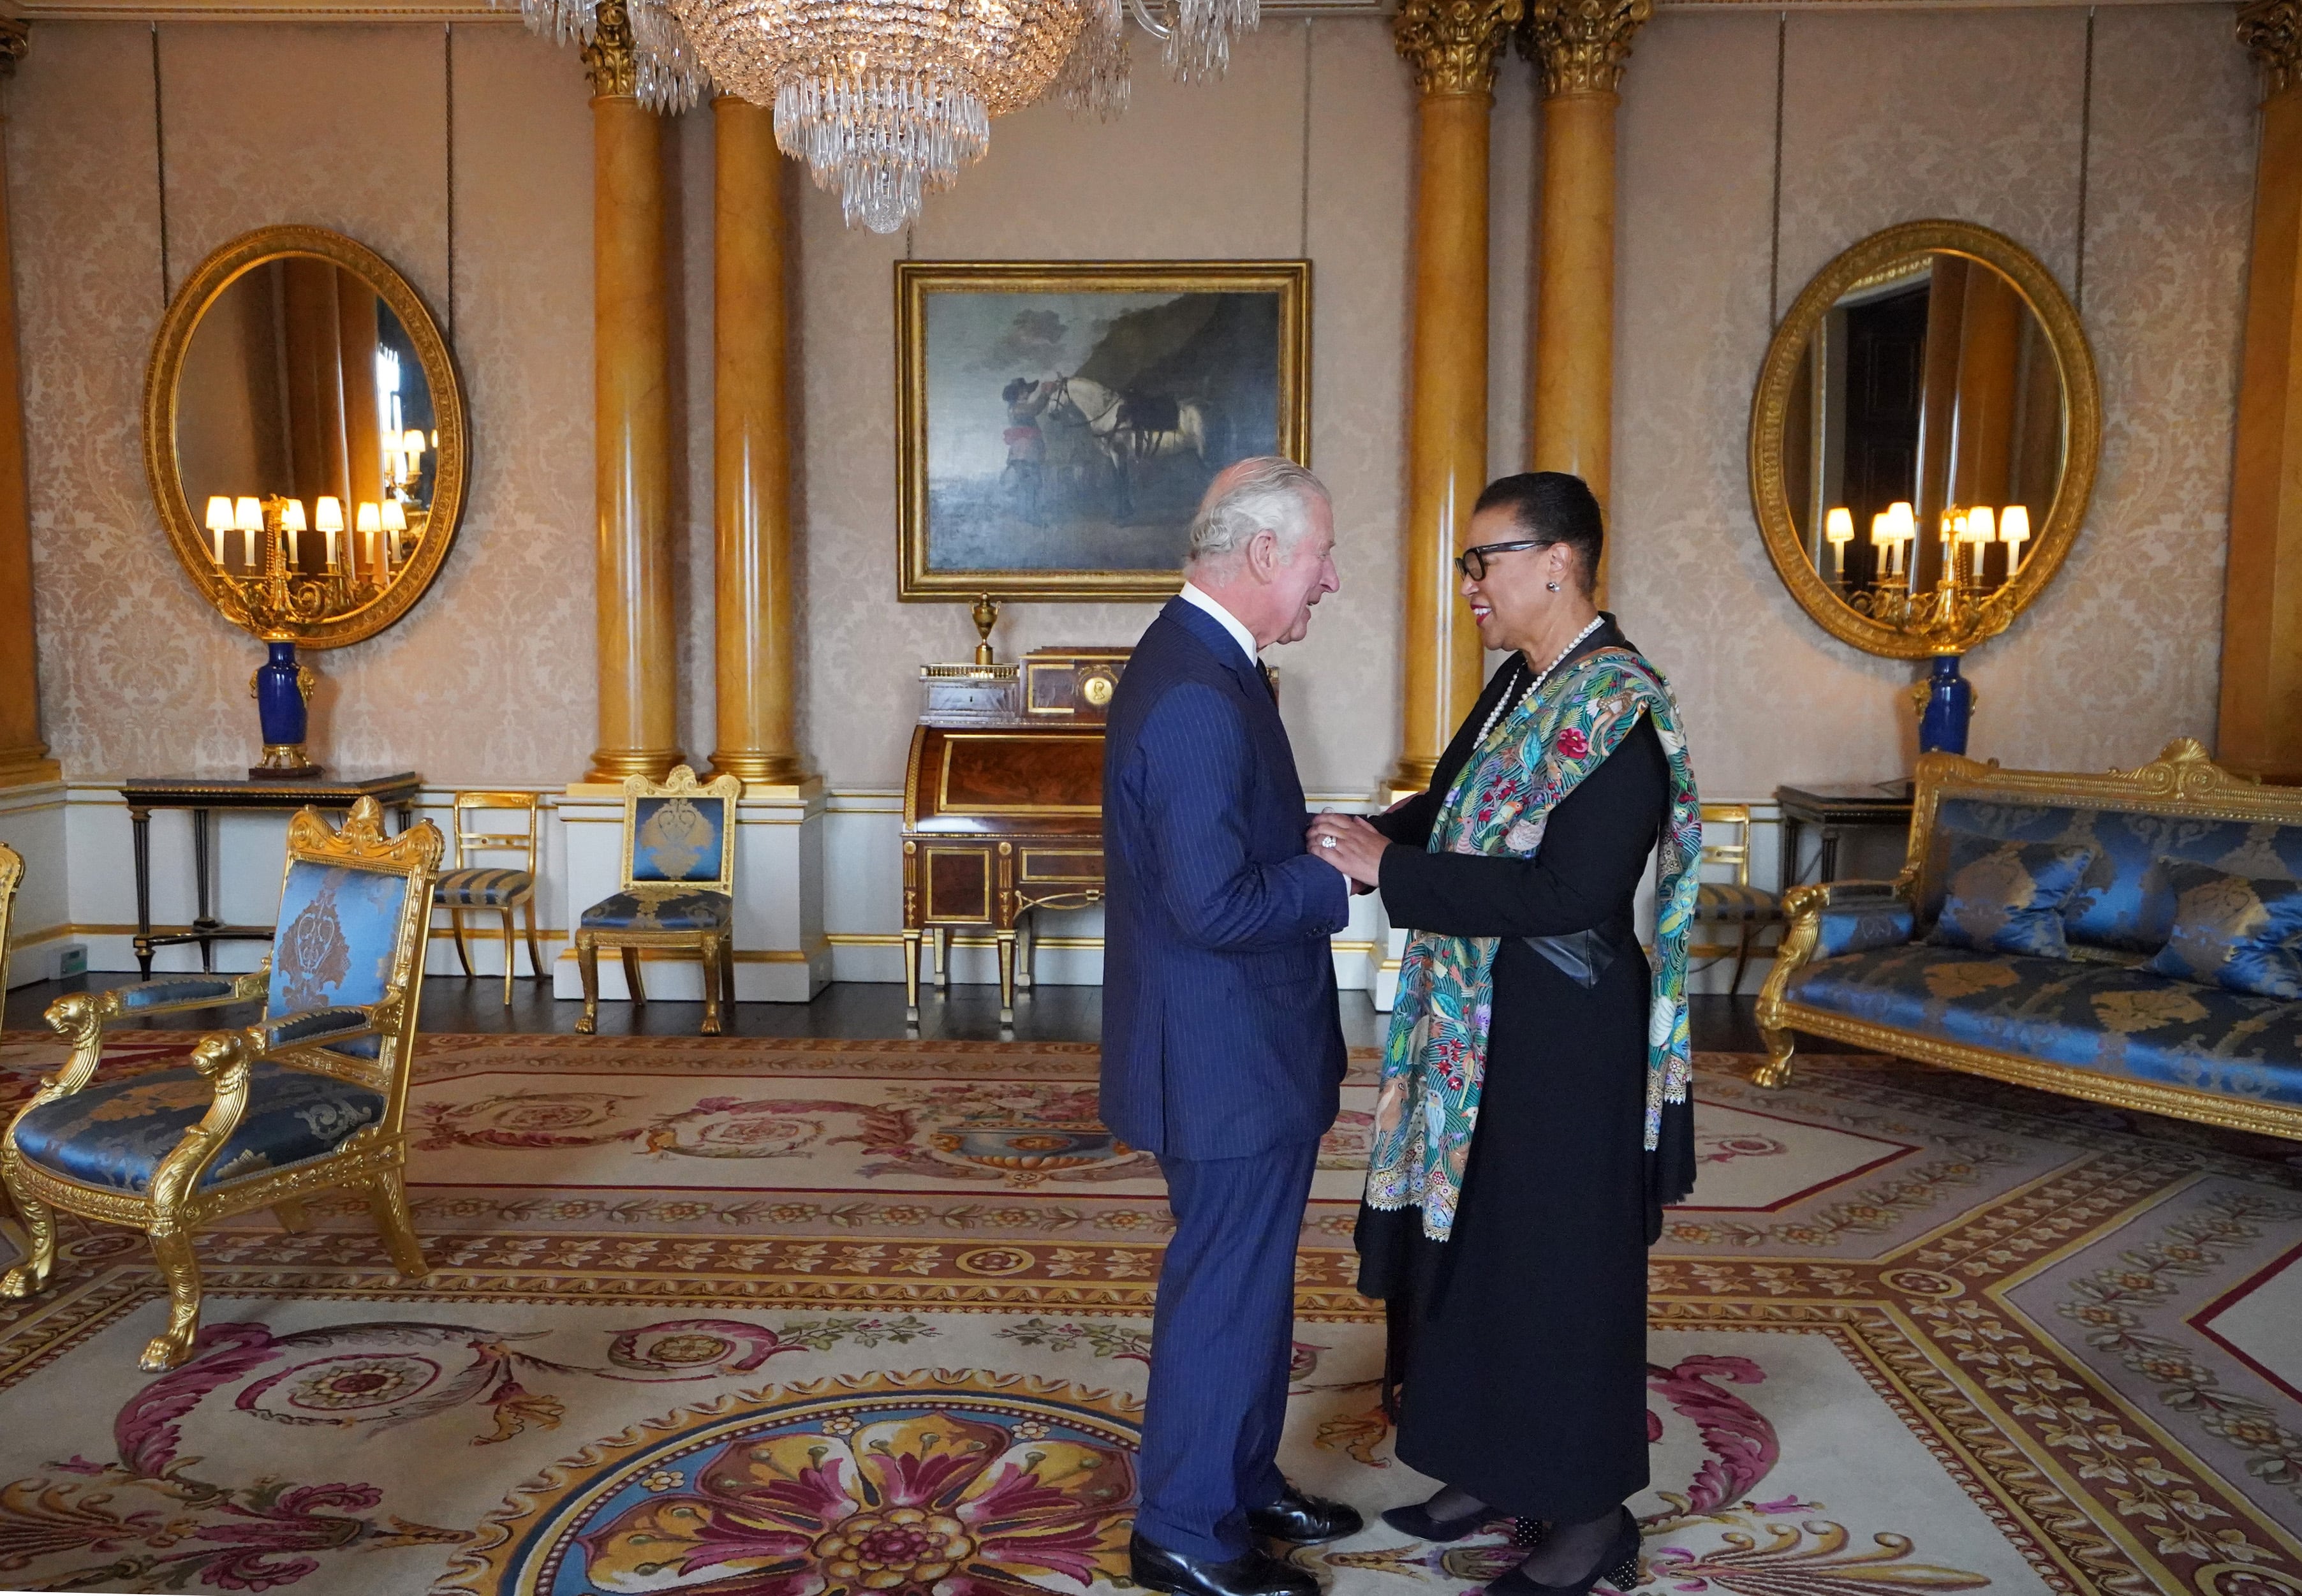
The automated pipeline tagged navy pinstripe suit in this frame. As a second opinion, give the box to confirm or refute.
[1101,596,1349,1560]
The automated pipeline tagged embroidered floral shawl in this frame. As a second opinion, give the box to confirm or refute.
[1364,646,1704,1241]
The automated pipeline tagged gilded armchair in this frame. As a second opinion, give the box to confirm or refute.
[0,841,20,1000]
[1,798,441,1371]
[575,765,741,1037]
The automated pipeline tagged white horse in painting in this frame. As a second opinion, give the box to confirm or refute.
[1047,375,1211,515]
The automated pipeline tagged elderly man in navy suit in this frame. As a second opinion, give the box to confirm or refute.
[1102,456,1362,1596]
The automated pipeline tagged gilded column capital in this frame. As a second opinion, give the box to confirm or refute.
[1519,0,1651,99]
[0,18,29,80]
[1394,0,1524,98]
[2240,0,2302,98]
[584,0,638,97]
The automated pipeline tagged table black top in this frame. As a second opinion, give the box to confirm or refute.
[122,771,422,806]
[1776,781,1915,815]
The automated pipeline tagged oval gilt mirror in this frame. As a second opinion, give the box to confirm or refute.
[1749,219,2100,658]
[144,225,468,648]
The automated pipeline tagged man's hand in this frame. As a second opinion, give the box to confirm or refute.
[1308,811,1387,890]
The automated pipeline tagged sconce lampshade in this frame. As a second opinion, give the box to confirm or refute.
[1824,506,1854,545]
[279,498,307,534]
[380,500,407,532]
[356,501,381,534]
[205,496,233,533]
[315,496,345,534]
[233,496,263,533]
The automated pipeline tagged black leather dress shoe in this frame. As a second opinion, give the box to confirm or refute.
[1129,1532,1317,1596]
[1246,1483,1366,1544]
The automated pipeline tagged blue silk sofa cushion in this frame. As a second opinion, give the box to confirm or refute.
[434,867,534,908]
[2143,861,2302,1000]
[631,795,728,883]
[13,1063,385,1193]
[1787,943,2302,1110]
[267,861,412,1060]
[1925,797,2302,954]
[1929,834,2097,958]
[580,889,733,933]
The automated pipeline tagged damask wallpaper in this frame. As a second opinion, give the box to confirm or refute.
[5,5,2259,801]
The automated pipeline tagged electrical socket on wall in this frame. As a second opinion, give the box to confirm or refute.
[55,945,85,979]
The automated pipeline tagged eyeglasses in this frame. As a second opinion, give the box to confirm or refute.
[1456,539,1548,582]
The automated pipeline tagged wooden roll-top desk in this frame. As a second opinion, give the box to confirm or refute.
[902,647,1128,1023]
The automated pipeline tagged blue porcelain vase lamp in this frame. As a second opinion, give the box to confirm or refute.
[1746,219,2101,767]
[141,225,468,780]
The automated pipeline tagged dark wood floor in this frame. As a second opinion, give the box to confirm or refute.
[4,972,1768,1053]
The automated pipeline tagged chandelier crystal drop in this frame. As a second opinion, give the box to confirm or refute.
[630,0,714,112]
[1158,0,1255,84]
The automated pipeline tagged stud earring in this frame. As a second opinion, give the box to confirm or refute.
[1546,581,1561,592]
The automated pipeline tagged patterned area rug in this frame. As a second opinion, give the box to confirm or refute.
[0,1030,2298,1595]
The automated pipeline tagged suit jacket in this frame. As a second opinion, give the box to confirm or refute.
[1099,597,1351,1160]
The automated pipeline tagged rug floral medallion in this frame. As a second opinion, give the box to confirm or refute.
[0,1031,2297,1595]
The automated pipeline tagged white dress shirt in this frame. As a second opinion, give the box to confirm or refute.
[1179,581,1260,669]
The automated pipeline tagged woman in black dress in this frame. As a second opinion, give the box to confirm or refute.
[1310,473,1699,1596]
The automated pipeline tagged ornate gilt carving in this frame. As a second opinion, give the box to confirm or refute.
[1394,0,1524,98]
[0,18,29,80]
[1519,0,1651,99]
[584,0,640,97]
[2239,0,2302,99]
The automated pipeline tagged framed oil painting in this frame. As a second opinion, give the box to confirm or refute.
[896,260,1311,602]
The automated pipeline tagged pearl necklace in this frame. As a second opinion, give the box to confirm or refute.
[1473,614,1605,748]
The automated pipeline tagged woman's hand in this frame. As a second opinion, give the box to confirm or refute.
[1307,811,1389,890]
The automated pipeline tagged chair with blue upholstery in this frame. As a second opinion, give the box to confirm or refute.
[1685,803,1783,995]
[574,764,740,1037]
[0,799,440,1371]
[433,789,547,1005]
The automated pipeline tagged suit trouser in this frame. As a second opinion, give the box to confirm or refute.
[1135,1137,1322,1561]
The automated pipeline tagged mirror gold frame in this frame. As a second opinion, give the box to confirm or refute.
[1748,219,2100,660]
[142,225,468,649]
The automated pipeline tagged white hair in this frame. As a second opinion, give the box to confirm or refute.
[1183,456,1330,575]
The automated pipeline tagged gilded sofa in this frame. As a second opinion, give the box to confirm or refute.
[1755,739,2302,1140]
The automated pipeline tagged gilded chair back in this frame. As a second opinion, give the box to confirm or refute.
[0,843,21,1001]
[621,765,740,894]
[452,790,542,876]
[1699,804,1756,887]
[264,802,440,1112]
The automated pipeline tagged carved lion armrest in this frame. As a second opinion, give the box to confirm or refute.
[1757,870,1918,1027]
[33,963,274,1105]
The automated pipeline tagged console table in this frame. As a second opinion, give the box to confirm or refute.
[1775,781,1916,893]
[121,772,422,977]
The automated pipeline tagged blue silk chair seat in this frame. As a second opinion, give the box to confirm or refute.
[13,1062,386,1194]
[1787,944,2302,1111]
[579,889,733,933]
[1695,882,1782,923]
[433,867,535,908]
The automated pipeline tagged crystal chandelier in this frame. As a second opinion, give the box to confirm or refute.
[507,0,1256,234]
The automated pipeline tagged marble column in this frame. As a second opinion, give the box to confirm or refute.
[1523,0,1650,601]
[0,21,55,790]
[708,94,807,786]
[584,0,681,783]
[2224,0,2302,782]
[1389,0,1520,794]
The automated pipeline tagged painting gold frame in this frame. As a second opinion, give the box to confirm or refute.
[895,260,1312,602]
[1753,739,2302,1142]
[1748,219,2100,660]
[143,224,470,649]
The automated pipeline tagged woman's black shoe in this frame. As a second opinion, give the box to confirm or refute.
[1380,1496,1494,1543]
[1483,1507,1639,1595]
[1128,1532,1318,1596]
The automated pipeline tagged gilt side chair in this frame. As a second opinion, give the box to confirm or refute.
[573,765,741,1037]
[1683,802,1785,996]
[433,789,547,1005]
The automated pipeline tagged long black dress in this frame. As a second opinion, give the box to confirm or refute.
[1356,616,1692,1525]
